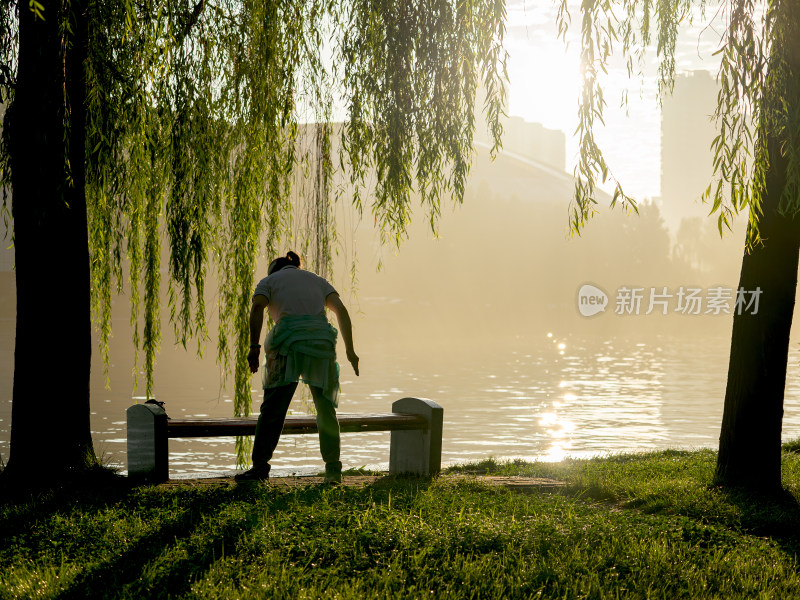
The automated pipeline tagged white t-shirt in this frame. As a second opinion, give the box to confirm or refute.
[253,266,337,323]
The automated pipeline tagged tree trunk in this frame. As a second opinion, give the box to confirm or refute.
[714,0,800,491]
[4,0,94,484]
[714,145,800,489]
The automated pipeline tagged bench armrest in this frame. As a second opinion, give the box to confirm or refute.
[390,397,444,476]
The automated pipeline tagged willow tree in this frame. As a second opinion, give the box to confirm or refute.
[0,0,506,484]
[567,0,800,489]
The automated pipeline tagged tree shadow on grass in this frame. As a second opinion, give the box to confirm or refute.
[259,474,434,512]
[50,483,270,600]
[623,484,800,561]
[0,470,135,541]
[2,474,439,599]
[0,479,269,600]
[368,474,435,490]
[574,479,800,558]
[717,486,800,559]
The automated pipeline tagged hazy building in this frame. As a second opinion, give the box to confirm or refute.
[474,115,566,172]
[659,70,719,235]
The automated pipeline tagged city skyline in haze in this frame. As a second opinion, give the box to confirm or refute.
[503,0,725,201]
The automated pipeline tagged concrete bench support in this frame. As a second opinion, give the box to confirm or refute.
[126,397,443,482]
[389,397,444,476]
[127,403,169,482]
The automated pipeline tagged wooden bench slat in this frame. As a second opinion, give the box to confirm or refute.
[166,412,428,438]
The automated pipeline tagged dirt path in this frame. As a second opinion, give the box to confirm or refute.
[159,473,565,491]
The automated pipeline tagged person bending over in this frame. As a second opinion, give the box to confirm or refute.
[235,251,359,483]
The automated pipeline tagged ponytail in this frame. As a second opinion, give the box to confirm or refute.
[268,251,302,275]
[286,251,301,267]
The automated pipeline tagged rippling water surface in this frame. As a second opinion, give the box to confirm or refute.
[4,329,800,476]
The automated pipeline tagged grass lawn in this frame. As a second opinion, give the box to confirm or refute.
[3,448,800,598]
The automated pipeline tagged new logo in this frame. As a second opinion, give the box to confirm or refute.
[577,284,608,317]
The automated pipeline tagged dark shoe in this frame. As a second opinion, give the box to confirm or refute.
[324,462,342,484]
[235,468,270,482]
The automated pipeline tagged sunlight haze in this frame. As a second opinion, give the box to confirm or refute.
[504,0,724,201]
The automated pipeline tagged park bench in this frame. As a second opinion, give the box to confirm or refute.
[127,397,443,482]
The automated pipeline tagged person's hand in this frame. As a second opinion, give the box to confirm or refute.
[347,349,360,376]
[248,348,261,374]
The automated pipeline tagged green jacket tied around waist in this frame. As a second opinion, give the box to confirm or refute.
[262,315,340,406]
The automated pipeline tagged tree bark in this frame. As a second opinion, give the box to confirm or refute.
[714,0,800,491]
[4,0,94,484]
[715,153,800,490]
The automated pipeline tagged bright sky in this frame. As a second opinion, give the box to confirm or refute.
[503,0,725,200]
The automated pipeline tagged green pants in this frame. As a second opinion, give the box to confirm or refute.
[251,382,341,475]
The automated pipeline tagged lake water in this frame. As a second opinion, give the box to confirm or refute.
[5,324,800,477]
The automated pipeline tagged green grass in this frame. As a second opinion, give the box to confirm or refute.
[4,449,800,598]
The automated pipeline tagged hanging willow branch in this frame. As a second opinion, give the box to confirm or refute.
[562,0,800,248]
[0,0,506,467]
[341,0,507,243]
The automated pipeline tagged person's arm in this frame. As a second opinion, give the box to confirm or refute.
[326,292,359,376]
[248,295,268,374]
